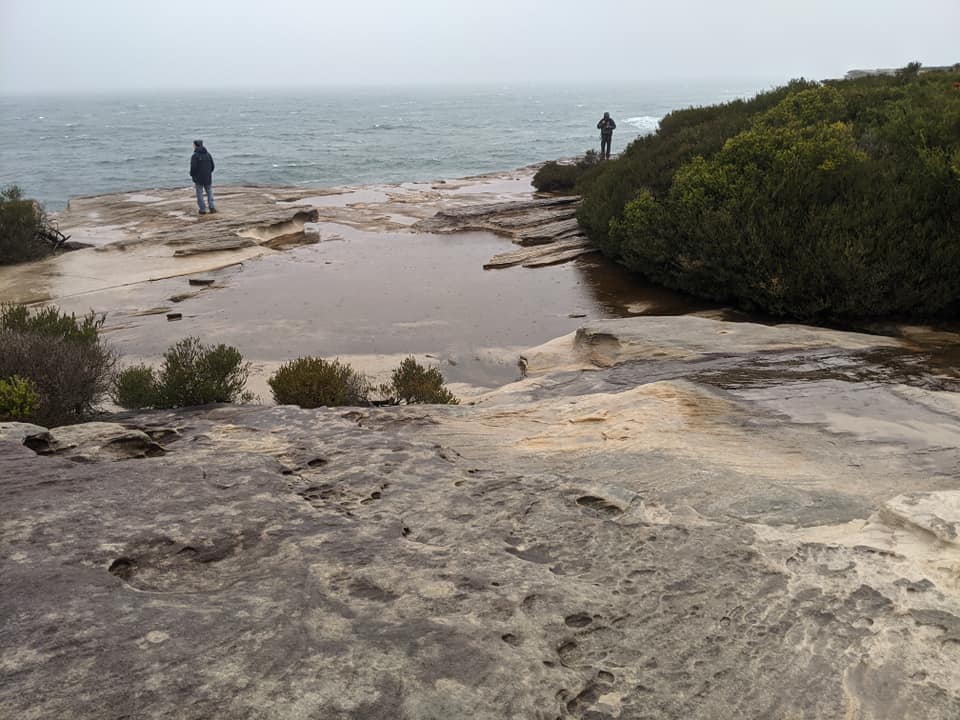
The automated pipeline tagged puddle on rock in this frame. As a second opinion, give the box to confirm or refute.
[51,227,704,390]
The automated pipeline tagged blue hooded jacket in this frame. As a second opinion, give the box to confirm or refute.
[190,144,215,186]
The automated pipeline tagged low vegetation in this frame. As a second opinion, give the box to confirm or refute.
[0,304,116,426]
[532,150,600,193]
[379,356,459,405]
[575,67,960,319]
[112,364,159,411]
[0,375,40,421]
[0,185,58,265]
[267,355,459,408]
[114,337,253,409]
[2,300,456,419]
[268,356,369,408]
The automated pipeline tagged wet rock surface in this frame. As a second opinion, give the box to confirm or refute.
[2,317,959,719]
[70,188,323,256]
[0,170,549,305]
[1,169,664,396]
[416,195,599,268]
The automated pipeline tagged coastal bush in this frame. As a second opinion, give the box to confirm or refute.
[533,162,580,193]
[576,79,818,255]
[0,305,116,425]
[0,185,54,265]
[577,68,960,319]
[0,375,40,420]
[380,357,458,405]
[113,339,253,410]
[267,356,369,408]
[156,338,252,408]
[532,150,600,193]
[113,364,159,410]
[0,303,103,344]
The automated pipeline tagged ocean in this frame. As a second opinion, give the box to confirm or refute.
[0,81,780,210]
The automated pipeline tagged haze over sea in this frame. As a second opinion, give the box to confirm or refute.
[1,80,780,210]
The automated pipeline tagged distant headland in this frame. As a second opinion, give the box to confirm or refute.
[845,62,960,79]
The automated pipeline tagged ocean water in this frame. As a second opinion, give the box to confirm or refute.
[0,81,778,210]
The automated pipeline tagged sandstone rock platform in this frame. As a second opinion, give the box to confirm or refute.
[2,317,958,719]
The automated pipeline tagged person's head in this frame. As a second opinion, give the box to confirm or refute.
[193,139,203,150]
[603,112,610,119]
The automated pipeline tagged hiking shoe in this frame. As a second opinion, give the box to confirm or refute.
[198,209,207,215]
[208,207,218,214]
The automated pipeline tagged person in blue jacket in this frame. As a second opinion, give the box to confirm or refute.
[597,112,616,160]
[190,140,216,214]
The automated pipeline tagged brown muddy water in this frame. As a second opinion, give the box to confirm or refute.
[54,226,714,392]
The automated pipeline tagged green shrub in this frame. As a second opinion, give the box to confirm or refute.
[576,79,818,255]
[0,375,40,420]
[268,356,369,408]
[577,69,960,319]
[0,185,54,265]
[380,357,458,405]
[113,364,159,410]
[113,339,253,410]
[0,303,103,345]
[155,338,252,408]
[532,150,601,193]
[0,305,116,426]
[533,162,580,193]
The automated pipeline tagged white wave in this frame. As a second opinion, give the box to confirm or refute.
[624,115,661,135]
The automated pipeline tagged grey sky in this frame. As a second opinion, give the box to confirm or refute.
[1,0,957,93]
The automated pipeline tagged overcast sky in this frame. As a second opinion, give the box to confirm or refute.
[1,0,957,93]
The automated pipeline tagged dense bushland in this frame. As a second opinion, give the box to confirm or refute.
[0,305,116,425]
[114,337,253,409]
[0,185,55,265]
[576,69,960,319]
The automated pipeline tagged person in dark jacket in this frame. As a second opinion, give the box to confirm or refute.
[190,140,216,214]
[597,112,616,160]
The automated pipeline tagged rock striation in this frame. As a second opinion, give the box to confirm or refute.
[415,195,599,268]
[2,317,959,719]
[0,170,590,306]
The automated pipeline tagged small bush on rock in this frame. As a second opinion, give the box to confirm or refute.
[0,375,40,420]
[533,162,581,193]
[113,364,159,410]
[114,338,252,409]
[0,305,116,425]
[532,151,601,193]
[380,357,458,405]
[0,185,54,265]
[155,338,252,408]
[268,357,369,408]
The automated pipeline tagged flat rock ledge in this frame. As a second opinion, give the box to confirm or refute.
[2,316,959,719]
[415,196,600,268]
[0,171,591,306]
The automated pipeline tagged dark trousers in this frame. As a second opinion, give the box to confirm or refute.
[600,133,613,159]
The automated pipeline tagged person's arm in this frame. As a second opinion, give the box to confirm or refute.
[190,155,198,182]
[210,155,215,174]
[610,120,616,129]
